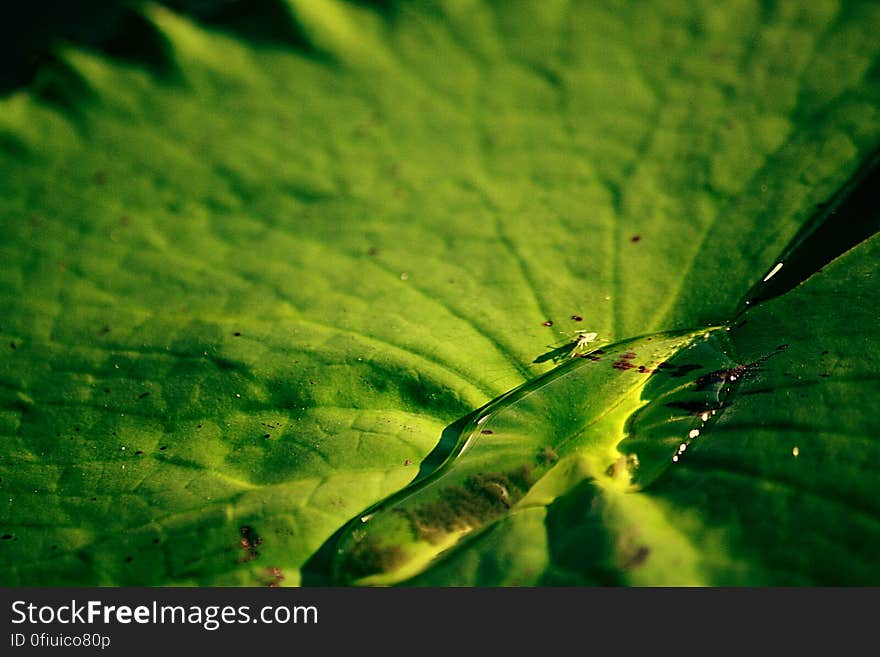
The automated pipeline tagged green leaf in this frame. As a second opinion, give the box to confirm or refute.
[1,1,879,585]
[404,234,880,585]
[331,327,736,585]
[666,234,880,585]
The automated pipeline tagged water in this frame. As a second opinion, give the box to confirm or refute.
[330,326,741,585]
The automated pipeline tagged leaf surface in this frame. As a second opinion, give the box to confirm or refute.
[1,0,879,585]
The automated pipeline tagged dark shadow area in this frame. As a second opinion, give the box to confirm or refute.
[532,342,576,364]
[93,7,179,77]
[30,52,95,116]
[161,0,318,53]
[0,1,127,94]
[0,0,326,97]
[540,478,625,585]
[300,409,479,585]
[737,145,880,314]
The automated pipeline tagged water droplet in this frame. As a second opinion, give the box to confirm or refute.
[330,326,732,585]
[400,272,409,281]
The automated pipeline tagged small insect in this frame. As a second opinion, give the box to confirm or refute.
[533,329,604,364]
[568,330,600,358]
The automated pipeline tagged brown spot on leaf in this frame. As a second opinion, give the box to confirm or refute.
[261,567,285,588]
[400,465,535,544]
[619,545,651,570]
[238,526,263,564]
[537,446,559,465]
[338,536,407,581]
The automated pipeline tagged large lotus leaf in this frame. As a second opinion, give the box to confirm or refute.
[0,0,879,585]
[400,233,880,585]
